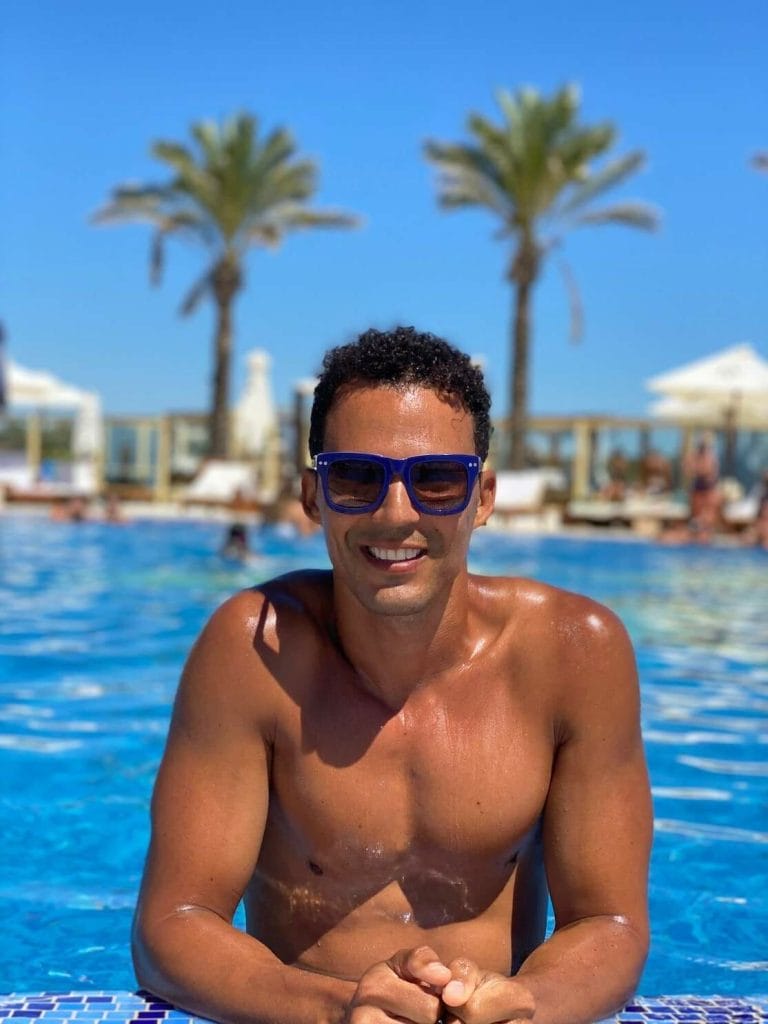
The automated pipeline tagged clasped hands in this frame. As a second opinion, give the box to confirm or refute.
[346,945,535,1024]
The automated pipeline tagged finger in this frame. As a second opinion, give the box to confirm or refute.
[446,975,536,1024]
[441,957,480,1008]
[390,945,453,990]
[352,976,441,1023]
[352,956,444,1023]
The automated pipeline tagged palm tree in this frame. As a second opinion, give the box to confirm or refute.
[93,113,358,457]
[425,85,659,468]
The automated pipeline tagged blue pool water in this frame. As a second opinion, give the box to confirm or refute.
[0,515,766,996]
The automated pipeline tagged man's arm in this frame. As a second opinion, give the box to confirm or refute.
[426,599,651,1024]
[132,591,356,1024]
[511,598,652,1024]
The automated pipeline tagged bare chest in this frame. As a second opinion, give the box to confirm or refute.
[266,675,553,875]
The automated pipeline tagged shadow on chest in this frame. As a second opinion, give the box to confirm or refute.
[273,676,552,859]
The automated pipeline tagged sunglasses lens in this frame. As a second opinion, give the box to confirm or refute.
[409,460,469,512]
[327,458,386,509]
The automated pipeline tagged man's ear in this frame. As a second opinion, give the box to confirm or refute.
[473,469,496,529]
[301,469,322,524]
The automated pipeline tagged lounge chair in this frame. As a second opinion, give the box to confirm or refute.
[182,459,263,510]
[722,489,760,529]
[566,492,688,534]
[0,455,99,502]
[491,469,563,532]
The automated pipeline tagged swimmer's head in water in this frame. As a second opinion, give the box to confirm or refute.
[308,326,492,461]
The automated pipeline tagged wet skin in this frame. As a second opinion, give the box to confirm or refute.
[134,385,652,1024]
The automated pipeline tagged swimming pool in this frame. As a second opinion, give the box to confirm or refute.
[1,514,766,998]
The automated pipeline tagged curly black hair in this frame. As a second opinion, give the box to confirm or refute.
[308,325,492,460]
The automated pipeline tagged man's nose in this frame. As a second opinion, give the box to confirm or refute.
[372,475,420,522]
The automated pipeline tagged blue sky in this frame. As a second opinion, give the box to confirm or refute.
[1,0,767,422]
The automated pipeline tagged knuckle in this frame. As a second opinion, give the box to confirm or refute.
[355,972,384,1001]
[411,943,437,961]
[447,956,474,977]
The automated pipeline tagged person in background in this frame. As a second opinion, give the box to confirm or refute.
[103,494,125,523]
[133,326,651,1024]
[745,470,768,549]
[220,522,251,561]
[684,432,721,541]
[263,484,322,537]
[640,449,672,495]
[50,497,88,522]
[601,447,630,500]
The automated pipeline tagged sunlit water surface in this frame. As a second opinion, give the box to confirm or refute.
[0,516,766,995]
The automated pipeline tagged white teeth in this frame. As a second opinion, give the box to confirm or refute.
[368,546,423,562]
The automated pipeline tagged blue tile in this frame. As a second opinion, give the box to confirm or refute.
[2,990,767,1024]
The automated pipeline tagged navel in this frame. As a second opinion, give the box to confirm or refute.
[308,860,324,876]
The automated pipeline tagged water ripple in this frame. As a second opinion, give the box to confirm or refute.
[654,818,768,844]
[676,755,768,776]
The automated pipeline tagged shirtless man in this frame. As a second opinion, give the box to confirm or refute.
[133,326,652,1024]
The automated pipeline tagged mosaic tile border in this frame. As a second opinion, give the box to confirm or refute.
[0,991,766,1023]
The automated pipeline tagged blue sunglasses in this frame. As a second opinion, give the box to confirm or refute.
[312,452,482,516]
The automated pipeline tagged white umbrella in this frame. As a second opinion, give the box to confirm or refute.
[648,393,768,430]
[234,349,277,457]
[647,343,768,401]
[647,343,768,475]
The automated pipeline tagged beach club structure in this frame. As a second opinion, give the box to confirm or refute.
[1,344,768,533]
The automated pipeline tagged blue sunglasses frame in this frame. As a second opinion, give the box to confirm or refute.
[312,452,482,516]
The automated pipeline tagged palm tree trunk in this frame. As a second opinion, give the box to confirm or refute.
[208,257,242,459]
[509,283,533,470]
[508,237,539,470]
[209,296,232,458]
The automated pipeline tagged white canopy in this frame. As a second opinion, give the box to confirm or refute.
[4,359,104,456]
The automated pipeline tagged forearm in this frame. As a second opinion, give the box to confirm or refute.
[515,914,648,1024]
[133,906,356,1024]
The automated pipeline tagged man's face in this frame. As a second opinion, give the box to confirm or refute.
[301,385,496,617]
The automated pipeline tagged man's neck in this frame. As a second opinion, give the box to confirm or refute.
[331,574,476,710]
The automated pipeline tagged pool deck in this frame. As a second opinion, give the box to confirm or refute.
[1,992,766,1023]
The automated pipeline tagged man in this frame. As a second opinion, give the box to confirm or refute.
[134,326,652,1024]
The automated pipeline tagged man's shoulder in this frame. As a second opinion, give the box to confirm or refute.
[474,573,623,637]
[476,576,638,732]
[183,571,335,708]
[213,569,334,625]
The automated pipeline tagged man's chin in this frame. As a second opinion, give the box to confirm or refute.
[356,580,436,617]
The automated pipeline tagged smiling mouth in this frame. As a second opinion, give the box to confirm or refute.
[364,546,427,564]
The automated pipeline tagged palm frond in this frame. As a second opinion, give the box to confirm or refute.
[150,230,164,285]
[425,139,513,221]
[557,151,647,217]
[251,126,295,180]
[178,267,213,316]
[243,204,360,248]
[151,141,199,178]
[571,201,660,230]
[190,118,237,169]
[90,185,166,225]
